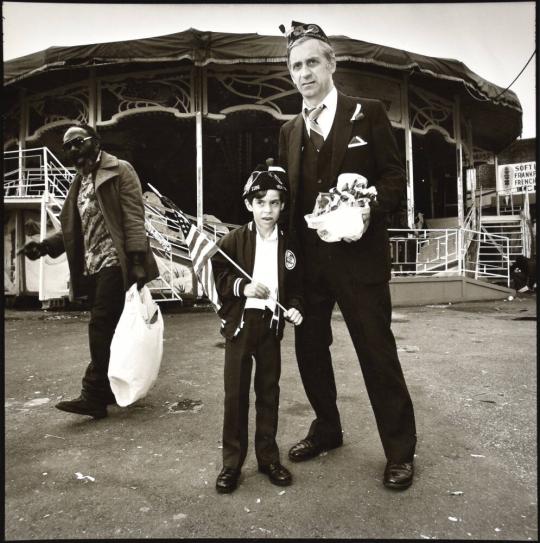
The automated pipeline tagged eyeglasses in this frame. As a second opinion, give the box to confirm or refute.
[62,136,92,151]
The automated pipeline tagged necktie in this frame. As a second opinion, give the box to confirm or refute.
[305,104,326,151]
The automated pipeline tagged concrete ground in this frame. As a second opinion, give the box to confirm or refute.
[4,294,537,540]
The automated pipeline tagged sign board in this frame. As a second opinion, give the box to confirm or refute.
[496,162,536,194]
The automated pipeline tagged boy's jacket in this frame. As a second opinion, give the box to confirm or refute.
[212,221,304,340]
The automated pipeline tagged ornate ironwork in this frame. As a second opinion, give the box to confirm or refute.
[409,86,454,142]
[3,104,20,150]
[207,67,299,119]
[99,70,193,123]
[26,85,89,140]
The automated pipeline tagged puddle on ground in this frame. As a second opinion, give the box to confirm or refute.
[168,399,203,413]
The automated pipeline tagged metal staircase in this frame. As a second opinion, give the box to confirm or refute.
[479,215,524,259]
[3,147,230,304]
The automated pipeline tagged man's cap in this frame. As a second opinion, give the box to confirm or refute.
[242,162,288,199]
[279,21,330,50]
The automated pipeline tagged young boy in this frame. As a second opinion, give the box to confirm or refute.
[212,163,304,494]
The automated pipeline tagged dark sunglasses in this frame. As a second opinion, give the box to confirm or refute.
[63,135,92,151]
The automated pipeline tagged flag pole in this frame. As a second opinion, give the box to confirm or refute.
[147,184,288,313]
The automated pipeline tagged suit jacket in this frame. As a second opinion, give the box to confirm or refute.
[212,221,304,340]
[278,92,405,283]
[44,151,159,299]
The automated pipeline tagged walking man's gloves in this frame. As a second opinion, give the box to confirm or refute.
[19,241,49,260]
[128,252,147,290]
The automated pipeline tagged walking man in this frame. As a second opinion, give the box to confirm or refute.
[20,123,159,419]
[278,21,417,489]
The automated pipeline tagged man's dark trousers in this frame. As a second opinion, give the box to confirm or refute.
[222,308,281,470]
[295,246,417,464]
[81,266,125,404]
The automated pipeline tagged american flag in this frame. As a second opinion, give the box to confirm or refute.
[167,203,221,312]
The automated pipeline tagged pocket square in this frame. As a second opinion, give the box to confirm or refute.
[348,136,368,148]
[350,103,364,122]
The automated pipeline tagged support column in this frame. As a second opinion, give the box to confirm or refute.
[16,90,29,295]
[453,95,464,228]
[88,68,98,127]
[401,76,415,228]
[18,89,28,197]
[38,147,50,301]
[193,67,205,230]
[494,154,500,215]
[15,210,26,296]
[464,120,476,229]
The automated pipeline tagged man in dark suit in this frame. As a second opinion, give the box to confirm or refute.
[278,21,417,489]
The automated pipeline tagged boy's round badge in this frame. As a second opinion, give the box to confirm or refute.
[285,250,296,270]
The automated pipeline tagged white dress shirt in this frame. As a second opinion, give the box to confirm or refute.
[244,225,279,312]
[302,85,338,141]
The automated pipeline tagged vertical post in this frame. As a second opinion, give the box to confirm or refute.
[15,211,26,296]
[443,230,448,271]
[494,154,500,215]
[193,66,205,231]
[196,110,204,230]
[464,120,476,229]
[506,237,510,287]
[39,147,50,301]
[454,95,464,228]
[401,76,415,228]
[457,228,462,275]
[523,190,531,258]
[88,68,98,127]
[193,66,205,299]
[18,89,28,196]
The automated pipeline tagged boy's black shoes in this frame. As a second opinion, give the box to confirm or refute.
[288,436,343,462]
[258,462,292,486]
[55,396,107,419]
[216,467,240,493]
[383,461,414,490]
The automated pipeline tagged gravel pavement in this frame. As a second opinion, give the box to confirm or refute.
[4,294,537,540]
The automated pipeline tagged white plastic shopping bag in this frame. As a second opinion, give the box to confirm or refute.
[108,284,164,406]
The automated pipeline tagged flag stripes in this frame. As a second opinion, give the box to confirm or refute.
[167,212,219,311]
[185,227,221,311]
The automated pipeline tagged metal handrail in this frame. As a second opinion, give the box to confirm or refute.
[389,226,511,285]
[4,147,74,199]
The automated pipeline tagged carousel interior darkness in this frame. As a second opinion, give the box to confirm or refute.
[21,111,459,228]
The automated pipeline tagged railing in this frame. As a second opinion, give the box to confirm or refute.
[4,147,74,199]
[389,228,460,276]
[389,226,511,286]
[466,227,511,286]
[5,147,514,298]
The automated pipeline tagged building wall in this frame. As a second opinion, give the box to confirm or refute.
[477,138,536,190]
[497,138,536,165]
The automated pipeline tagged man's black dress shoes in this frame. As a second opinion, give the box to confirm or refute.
[215,467,240,493]
[55,396,107,419]
[383,461,414,490]
[258,463,292,486]
[288,437,343,462]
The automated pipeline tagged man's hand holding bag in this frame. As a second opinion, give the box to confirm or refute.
[108,284,164,407]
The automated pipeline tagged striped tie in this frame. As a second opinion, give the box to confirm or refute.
[305,105,326,151]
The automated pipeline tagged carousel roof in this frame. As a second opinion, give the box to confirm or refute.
[4,28,522,152]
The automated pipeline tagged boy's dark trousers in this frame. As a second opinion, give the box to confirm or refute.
[81,266,125,404]
[222,308,282,469]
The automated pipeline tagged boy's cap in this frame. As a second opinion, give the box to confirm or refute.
[279,21,330,50]
[242,163,288,199]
